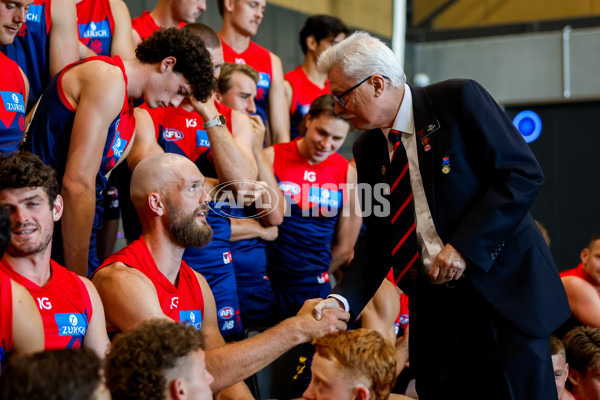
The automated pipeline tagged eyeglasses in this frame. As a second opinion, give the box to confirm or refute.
[332,75,389,107]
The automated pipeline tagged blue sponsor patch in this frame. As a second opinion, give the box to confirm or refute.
[78,19,110,39]
[55,313,88,337]
[307,187,341,209]
[196,129,210,148]
[257,72,271,90]
[0,91,25,113]
[180,310,202,330]
[110,119,128,159]
[25,4,43,23]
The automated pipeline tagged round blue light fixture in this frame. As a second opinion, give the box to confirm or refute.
[512,110,542,143]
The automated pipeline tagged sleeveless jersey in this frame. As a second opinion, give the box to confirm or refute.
[25,56,135,272]
[141,102,242,337]
[560,263,591,282]
[131,11,186,41]
[266,139,349,287]
[76,0,114,57]
[0,259,93,350]
[0,52,27,152]
[220,38,271,126]
[0,271,13,368]
[284,66,330,140]
[96,237,204,330]
[0,0,51,111]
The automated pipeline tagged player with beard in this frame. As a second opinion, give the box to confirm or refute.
[93,153,350,399]
[0,151,109,357]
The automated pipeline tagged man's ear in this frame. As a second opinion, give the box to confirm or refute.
[306,35,317,53]
[581,247,590,264]
[372,74,387,97]
[148,192,165,216]
[52,195,64,222]
[353,385,370,400]
[568,368,582,387]
[224,0,235,13]
[161,56,177,73]
[168,378,186,400]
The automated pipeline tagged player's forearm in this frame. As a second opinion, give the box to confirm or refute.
[229,219,263,242]
[206,318,307,391]
[61,182,96,276]
[206,126,258,186]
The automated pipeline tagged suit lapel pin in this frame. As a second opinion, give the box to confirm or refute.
[441,156,451,174]
[381,165,386,176]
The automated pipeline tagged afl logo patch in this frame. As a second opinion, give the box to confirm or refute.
[219,307,234,319]
[163,128,183,141]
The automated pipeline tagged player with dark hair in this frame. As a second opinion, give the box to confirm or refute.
[284,14,349,139]
[0,348,109,400]
[24,27,214,277]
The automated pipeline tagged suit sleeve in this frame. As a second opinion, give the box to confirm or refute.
[447,80,544,272]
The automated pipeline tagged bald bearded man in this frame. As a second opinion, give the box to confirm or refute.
[92,153,349,398]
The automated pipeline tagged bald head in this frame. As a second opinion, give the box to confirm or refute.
[130,153,198,211]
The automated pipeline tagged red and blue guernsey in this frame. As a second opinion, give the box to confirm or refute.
[0,259,92,350]
[76,0,114,57]
[142,102,244,338]
[221,38,271,127]
[95,237,204,331]
[24,56,135,273]
[0,271,13,368]
[0,0,51,111]
[0,53,27,152]
[284,66,330,140]
[267,139,349,288]
[132,11,186,41]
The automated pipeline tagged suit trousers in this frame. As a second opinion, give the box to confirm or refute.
[410,277,557,400]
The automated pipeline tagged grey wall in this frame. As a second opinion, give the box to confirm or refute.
[411,26,600,104]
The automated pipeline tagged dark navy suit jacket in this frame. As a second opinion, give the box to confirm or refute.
[331,79,570,338]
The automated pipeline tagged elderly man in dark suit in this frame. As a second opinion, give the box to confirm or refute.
[314,31,570,400]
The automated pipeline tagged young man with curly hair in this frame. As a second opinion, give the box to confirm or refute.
[24,27,215,277]
[105,319,213,400]
[303,329,397,400]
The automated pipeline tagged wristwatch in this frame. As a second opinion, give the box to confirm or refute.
[203,114,226,129]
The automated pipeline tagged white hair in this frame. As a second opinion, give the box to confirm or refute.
[317,31,406,88]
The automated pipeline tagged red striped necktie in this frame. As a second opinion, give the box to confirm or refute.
[388,129,420,295]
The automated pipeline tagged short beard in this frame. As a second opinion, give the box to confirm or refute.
[167,204,213,248]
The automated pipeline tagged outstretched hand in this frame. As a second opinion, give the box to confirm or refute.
[295,298,349,341]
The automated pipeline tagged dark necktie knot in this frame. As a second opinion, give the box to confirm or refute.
[388,129,402,146]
